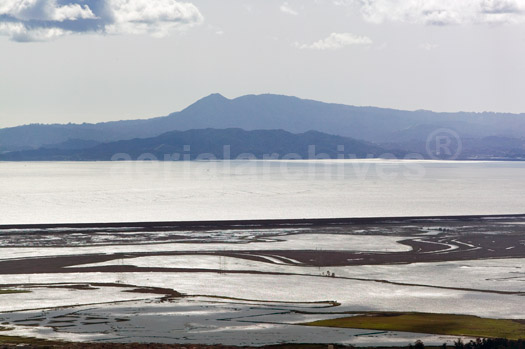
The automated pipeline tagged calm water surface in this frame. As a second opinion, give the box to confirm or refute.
[1,160,524,224]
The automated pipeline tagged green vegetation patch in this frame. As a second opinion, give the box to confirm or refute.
[0,289,31,295]
[304,312,525,340]
[0,332,64,346]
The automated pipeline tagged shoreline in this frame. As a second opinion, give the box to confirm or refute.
[1,213,524,231]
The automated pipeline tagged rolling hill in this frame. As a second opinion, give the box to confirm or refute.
[0,128,396,161]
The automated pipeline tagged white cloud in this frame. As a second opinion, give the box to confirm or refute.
[280,2,298,16]
[105,0,203,36]
[0,0,95,21]
[0,21,68,42]
[337,0,525,25]
[0,0,203,42]
[53,4,96,21]
[419,42,438,51]
[206,24,224,36]
[296,32,372,50]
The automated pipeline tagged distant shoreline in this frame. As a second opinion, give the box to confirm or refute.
[1,213,524,231]
[1,158,525,162]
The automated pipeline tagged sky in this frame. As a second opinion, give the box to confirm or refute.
[1,0,525,128]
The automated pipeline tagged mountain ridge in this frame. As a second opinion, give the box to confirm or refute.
[0,128,398,161]
[1,93,525,159]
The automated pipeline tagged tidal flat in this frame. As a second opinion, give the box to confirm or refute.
[0,215,524,346]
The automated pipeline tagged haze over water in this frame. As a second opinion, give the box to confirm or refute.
[1,160,524,225]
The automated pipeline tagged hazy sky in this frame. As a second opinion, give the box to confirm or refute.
[2,0,525,128]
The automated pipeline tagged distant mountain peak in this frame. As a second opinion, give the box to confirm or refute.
[195,93,229,104]
[206,92,228,99]
[180,93,230,114]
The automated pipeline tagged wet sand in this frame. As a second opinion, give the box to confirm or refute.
[1,214,525,275]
